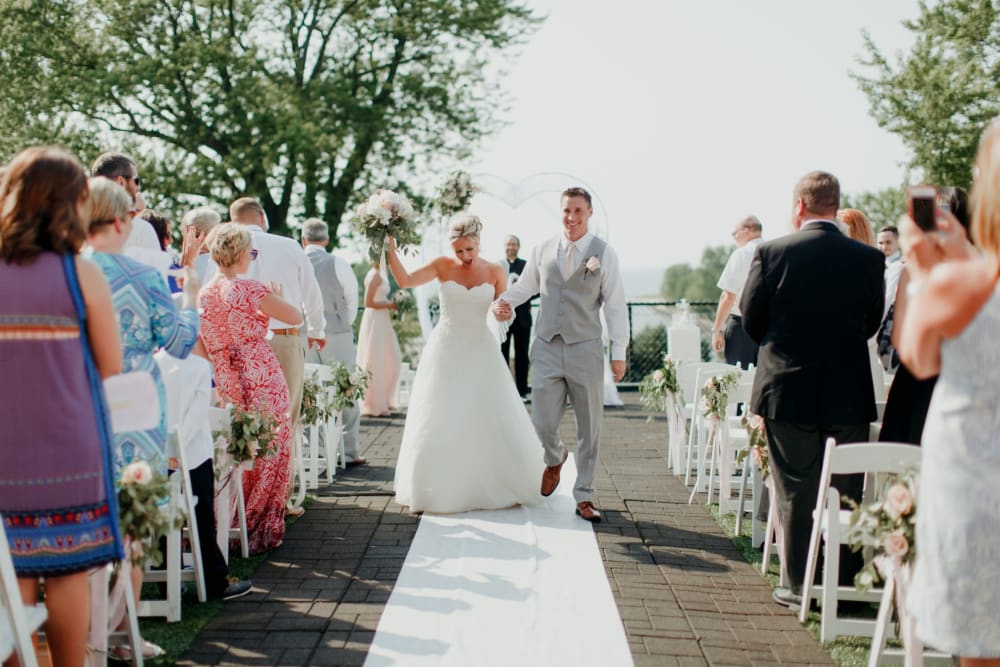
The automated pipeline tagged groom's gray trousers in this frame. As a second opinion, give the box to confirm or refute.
[530,335,604,503]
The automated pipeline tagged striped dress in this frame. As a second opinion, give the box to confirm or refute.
[0,253,123,574]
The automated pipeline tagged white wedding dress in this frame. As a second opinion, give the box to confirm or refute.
[394,280,545,513]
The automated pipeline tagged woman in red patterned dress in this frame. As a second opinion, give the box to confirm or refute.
[198,223,302,553]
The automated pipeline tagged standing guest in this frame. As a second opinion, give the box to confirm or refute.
[181,206,222,283]
[837,208,877,247]
[300,218,366,466]
[880,189,972,445]
[741,171,884,609]
[877,225,901,263]
[500,234,535,401]
[898,122,1000,664]
[229,197,325,513]
[0,147,124,667]
[86,177,201,660]
[139,209,184,292]
[199,223,302,553]
[711,215,763,368]
[356,260,401,416]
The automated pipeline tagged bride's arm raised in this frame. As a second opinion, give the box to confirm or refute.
[386,236,445,288]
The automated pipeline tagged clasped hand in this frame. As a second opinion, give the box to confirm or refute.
[492,299,513,321]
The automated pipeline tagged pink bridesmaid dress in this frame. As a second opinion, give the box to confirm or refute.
[356,268,401,416]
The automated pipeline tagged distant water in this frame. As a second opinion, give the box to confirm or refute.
[622,267,664,299]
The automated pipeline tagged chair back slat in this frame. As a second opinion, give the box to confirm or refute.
[825,441,922,476]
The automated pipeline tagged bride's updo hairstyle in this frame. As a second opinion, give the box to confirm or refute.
[206,222,253,268]
[448,213,483,242]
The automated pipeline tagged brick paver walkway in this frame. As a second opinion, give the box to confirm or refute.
[179,395,833,666]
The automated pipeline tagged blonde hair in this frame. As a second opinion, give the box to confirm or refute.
[836,208,876,247]
[181,206,221,234]
[206,222,252,268]
[448,213,483,241]
[86,177,133,234]
[972,120,1000,265]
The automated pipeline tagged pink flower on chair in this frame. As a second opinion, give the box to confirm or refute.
[121,461,153,486]
[883,483,914,520]
[883,530,910,558]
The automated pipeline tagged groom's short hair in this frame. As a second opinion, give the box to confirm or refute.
[562,187,592,208]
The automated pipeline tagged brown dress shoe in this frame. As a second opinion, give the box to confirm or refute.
[575,501,602,523]
[540,449,569,497]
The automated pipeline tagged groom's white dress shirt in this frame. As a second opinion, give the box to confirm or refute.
[501,231,629,360]
[242,225,326,338]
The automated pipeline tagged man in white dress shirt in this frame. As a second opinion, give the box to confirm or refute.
[229,197,326,505]
[493,187,629,523]
[711,215,763,368]
[300,218,365,466]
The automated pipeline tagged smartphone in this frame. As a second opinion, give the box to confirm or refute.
[909,185,937,232]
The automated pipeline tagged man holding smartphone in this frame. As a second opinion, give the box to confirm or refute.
[741,171,885,610]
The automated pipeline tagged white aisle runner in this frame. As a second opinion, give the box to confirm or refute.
[365,455,634,667]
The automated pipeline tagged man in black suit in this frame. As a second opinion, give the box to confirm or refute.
[500,235,535,400]
[740,171,885,609]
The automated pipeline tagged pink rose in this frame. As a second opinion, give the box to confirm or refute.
[121,461,153,486]
[883,483,914,520]
[751,446,764,469]
[883,530,910,558]
[748,414,765,431]
[585,256,601,272]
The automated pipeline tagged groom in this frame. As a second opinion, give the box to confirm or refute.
[493,187,629,522]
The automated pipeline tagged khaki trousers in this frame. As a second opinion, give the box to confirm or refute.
[269,333,304,500]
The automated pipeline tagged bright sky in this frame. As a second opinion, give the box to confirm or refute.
[460,0,920,273]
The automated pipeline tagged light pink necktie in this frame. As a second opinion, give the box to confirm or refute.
[562,242,576,281]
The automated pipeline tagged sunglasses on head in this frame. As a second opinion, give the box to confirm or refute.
[250,249,258,261]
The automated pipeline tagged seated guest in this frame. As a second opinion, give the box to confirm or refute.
[86,177,201,660]
[0,147,125,667]
[155,350,252,600]
[898,122,999,664]
[198,223,302,553]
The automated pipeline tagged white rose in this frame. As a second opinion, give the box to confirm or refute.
[857,569,875,589]
[248,439,260,457]
[121,461,153,485]
[585,256,601,272]
[652,369,665,382]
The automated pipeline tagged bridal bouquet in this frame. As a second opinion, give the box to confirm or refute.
[434,171,477,216]
[301,375,337,426]
[349,189,421,263]
[330,362,371,411]
[736,413,769,477]
[845,469,918,590]
[117,460,183,565]
[639,354,681,416]
[699,371,740,421]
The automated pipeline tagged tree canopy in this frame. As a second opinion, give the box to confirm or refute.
[854,0,1000,190]
[660,245,732,302]
[0,0,539,238]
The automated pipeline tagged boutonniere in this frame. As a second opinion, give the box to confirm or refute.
[584,255,601,278]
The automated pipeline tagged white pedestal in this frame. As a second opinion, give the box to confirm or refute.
[668,324,701,363]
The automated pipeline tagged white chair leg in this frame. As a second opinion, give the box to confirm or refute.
[799,494,827,624]
[290,426,307,509]
[706,438,718,506]
[750,467,765,548]
[324,412,340,483]
[337,416,347,471]
[121,572,144,667]
[181,470,206,603]
[735,457,750,537]
[868,574,895,667]
[232,471,250,559]
[761,501,775,576]
[819,487,841,641]
[683,412,699,486]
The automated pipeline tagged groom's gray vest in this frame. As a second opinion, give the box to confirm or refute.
[535,235,607,345]
[306,249,352,336]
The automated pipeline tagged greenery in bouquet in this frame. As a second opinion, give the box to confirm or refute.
[117,460,183,565]
[845,469,918,590]
[736,412,769,477]
[225,404,280,467]
[699,371,739,420]
[301,374,337,426]
[639,354,682,416]
[433,171,477,216]
[330,362,371,411]
[348,189,421,263]
[392,288,416,320]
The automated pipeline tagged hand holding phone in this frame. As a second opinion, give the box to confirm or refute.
[908,185,938,232]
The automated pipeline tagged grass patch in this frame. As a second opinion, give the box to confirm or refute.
[136,496,313,664]
[708,504,884,667]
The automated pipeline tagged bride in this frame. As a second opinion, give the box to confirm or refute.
[386,214,545,513]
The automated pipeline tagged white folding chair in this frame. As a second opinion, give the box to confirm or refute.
[758,476,789,587]
[867,564,951,667]
[209,407,249,561]
[734,454,766,544]
[799,439,922,642]
[0,514,47,667]
[139,433,207,622]
[703,380,753,512]
[88,562,144,667]
[678,361,738,486]
[302,363,343,483]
